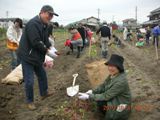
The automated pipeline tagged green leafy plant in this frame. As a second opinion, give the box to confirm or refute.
[54,98,95,120]
[90,45,97,57]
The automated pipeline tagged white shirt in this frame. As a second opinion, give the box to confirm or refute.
[6,24,22,43]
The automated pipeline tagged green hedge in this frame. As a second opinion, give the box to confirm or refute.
[0,28,7,40]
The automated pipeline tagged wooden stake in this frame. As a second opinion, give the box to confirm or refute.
[155,37,159,60]
[89,38,92,57]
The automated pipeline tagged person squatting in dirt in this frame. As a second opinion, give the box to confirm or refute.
[78,54,132,120]
[126,28,133,41]
[65,26,83,58]
[135,29,144,47]
[6,18,23,70]
[123,27,132,41]
[96,21,111,58]
[17,5,59,110]
[112,34,122,47]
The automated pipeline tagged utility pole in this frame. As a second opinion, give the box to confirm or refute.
[135,6,137,23]
[6,11,9,28]
[6,11,9,18]
[112,15,114,23]
[98,8,100,20]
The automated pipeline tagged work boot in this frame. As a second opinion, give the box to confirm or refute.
[27,102,36,110]
[41,91,54,100]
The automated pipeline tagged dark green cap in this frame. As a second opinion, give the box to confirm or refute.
[41,5,59,16]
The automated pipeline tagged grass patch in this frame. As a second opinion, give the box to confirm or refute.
[0,28,7,41]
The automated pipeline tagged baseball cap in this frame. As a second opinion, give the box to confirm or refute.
[41,5,59,16]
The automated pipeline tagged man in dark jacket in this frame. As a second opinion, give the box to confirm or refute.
[18,5,58,110]
[96,21,111,58]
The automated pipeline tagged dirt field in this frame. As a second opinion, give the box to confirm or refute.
[0,32,160,120]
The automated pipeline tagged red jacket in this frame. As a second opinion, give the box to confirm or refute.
[64,39,71,46]
[72,32,81,40]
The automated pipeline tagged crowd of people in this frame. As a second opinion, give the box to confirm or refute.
[64,20,112,59]
[123,24,160,48]
[65,23,94,58]
[5,4,160,120]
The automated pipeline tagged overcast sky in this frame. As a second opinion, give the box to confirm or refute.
[0,0,159,25]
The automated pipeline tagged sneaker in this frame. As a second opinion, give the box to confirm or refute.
[41,91,54,100]
[27,103,36,110]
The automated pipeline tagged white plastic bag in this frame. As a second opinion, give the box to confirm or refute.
[44,55,54,69]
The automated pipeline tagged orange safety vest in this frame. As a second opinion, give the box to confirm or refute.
[6,39,18,51]
[72,32,81,41]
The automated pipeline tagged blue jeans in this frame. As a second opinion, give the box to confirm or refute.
[21,60,48,103]
[10,50,20,70]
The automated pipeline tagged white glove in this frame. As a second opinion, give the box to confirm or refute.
[48,47,58,58]
[86,90,93,95]
[78,92,89,100]
[116,104,127,112]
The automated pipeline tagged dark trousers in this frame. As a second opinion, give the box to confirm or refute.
[82,38,86,48]
[146,36,150,45]
[70,44,81,58]
[22,60,48,103]
[153,36,159,47]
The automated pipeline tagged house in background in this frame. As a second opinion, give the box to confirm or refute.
[86,16,100,26]
[123,18,137,29]
[0,18,28,29]
[66,16,100,31]
[0,18,15,28]
[143,7,160,27]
